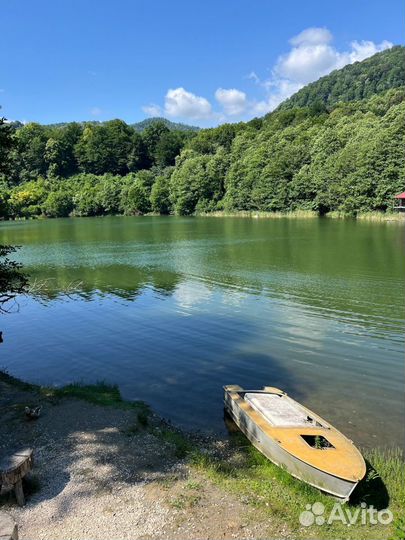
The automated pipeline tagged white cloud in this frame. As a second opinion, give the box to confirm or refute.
[252,80,303,114]
[164,87,212,119]
[256,28,393,113]
[289,27,333,47]
[344,39,393,65]
[215,88,247,115]
[142,103,162,117]
[90,106,102,116]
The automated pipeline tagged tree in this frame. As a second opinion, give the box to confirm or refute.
[154,131,184,167]
[150,174,171,214]
[170,149,228,215]
[75,120,133,175]
[127,132,149,172]
[10,123,49,182]
[120,177,151,215]
[141,121,170,165]
[9,179,49,218]
[98,174,125,214]
[0,245,28,314]
[0,187,10,219]
[0,110,14,176]
[73,177,104,216]
[43,190,73,217]
[44,123,82,177]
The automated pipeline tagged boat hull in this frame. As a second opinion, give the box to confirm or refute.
[224,392,359,500]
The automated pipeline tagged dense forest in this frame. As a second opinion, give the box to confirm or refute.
[278,45,405,111]
[0,46,404,219]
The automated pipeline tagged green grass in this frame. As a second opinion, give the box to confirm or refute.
[169,492,201,510]
[0,369,149,413]
[197,209,318,219]
[326,210,405,221]
[195,209,405,222]
[356,211,405,222]
[190,433,405,539]
[152,426,194,458]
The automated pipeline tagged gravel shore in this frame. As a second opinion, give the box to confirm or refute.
[0,379,280,539]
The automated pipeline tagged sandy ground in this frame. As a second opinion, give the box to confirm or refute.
[0,380,288,539]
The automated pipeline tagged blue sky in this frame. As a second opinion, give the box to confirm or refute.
[1,0,404,126]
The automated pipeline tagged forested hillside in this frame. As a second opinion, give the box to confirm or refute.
[169,88,404,215]
[0,48,404,219]
[131,118,199,132]
[278,46,405,111]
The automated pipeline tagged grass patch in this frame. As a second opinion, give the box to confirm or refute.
[325,210,405,222]
[185,480,202,491]
[0,369,149,413]
[190,433,405,540]
[195,209,405,222]
[197,209,318,219]
[356,211,405,222]
[169,493,201,510]
[152,426,194,458]
[0,370,39,392]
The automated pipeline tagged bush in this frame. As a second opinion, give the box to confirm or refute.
[43,190,73,217]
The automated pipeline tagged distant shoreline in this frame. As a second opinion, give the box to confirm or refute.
[196,210,405,222]
[2,209,405,223]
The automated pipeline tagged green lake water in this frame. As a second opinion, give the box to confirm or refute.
[1,216,404,448]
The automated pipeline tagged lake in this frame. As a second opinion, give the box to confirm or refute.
[1,216,404,449]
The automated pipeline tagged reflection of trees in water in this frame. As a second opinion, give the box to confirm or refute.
[26,265,182,303]
[0,245,28,314]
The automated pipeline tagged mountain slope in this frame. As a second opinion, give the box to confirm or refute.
[131,118,199,132]
[277,45,405,111]
[42,118,199,132]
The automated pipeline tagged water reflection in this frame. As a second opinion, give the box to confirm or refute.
[28,265,181,302]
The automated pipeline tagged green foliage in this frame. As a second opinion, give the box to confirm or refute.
[154,130,185,167]
[391,516,405,540]
[127,132,149,172]
[131,117,200,133]
[72,174,103,216]
[120,171,154,215]
[150,173,171,214]
[9,178,49,217]
[0,245,28,313]
[0,113,14,176]
[170,147,228,214]
[10,123,49,182]
[170,87,404,215]
[0,115,191,189]
[97,174,125,214]
[43,190,73,217]
[75,120,133,175]
[279,46,405,111]
[0,185,11,219]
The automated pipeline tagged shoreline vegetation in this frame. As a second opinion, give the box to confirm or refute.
[198,210,405,222]
[1,370,404,539]
[3,209,405,223]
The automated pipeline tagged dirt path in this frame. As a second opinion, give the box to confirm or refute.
[0,380,287,539]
